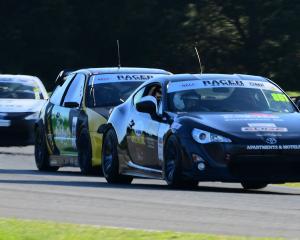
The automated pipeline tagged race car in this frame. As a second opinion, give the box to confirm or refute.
[100,73,300,189]
[34,67,170,174]
[0,74,48,146]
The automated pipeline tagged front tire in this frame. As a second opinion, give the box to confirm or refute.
[241,182,268,190]
[35,125,59,171]
[102,128,133,184]
[164,135,198,188]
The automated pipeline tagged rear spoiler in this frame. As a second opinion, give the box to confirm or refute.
[55,69,74,86]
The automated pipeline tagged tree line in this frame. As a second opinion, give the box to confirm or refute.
[0,0,299,90]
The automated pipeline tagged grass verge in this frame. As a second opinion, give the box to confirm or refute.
[286,91,300,97]
[278,183,300,188]
[0,218,284,240]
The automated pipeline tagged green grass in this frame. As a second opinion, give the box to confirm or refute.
[278,183,300,188]
[0,218,283,240]
[286,91,300,97]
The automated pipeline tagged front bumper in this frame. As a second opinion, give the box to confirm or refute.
[180,138,300,183]
[0,119,36,146]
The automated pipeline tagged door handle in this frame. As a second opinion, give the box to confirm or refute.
[56,112,60,118]
[129,120,135,128]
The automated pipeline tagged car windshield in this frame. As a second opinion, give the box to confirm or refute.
[167,79,296,113]
[86,73,161,107]
[0,79,44,99]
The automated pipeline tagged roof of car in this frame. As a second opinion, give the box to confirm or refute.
[0,74,40,81]
[74,67,171,75]
[154,73,269,83]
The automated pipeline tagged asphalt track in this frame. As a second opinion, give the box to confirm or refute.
[0,146,300,239]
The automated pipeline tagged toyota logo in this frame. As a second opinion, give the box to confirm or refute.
[265,137,277,145]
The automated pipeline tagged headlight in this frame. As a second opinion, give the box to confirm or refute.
[192,128,232,144]
[25,112,40,120]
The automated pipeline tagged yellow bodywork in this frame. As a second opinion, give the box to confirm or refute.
[85,108,107,167]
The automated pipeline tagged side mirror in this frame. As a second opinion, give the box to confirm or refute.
[55,69,73,86]
[64,101,79,108]
[136,96,157,115]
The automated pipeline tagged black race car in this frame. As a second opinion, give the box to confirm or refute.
[0,74,48,146]
[100,73,300,189]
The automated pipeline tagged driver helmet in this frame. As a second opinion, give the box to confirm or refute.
[173,90,200,111]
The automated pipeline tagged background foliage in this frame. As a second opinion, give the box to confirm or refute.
[0,0,299,90]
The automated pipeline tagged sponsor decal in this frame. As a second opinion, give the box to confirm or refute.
[241,123,288,132]
[256,133,282,137]
[223,113,283,122]
[91,74,160,84]
[249,82,265,87]
[203,79,244,87]
[181,83,195,87]
[265,137,277,145]
[242,127,288,132]
[167,79,282,93]
[247,145,300,150]
[117,75,154,81]
[248,123,276,127]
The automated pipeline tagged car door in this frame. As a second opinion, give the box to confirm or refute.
[127,83,162,169]
[46,73,75,155]
[52,73,86,156]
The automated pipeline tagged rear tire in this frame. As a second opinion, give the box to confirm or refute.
[78,128,99,175]
[241,182,268,190]
[102,128,133,184]
[35,125,59,171]
[164,135,198,188]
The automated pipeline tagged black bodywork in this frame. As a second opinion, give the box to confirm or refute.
[104,74,300,184]
[0,112,35,146]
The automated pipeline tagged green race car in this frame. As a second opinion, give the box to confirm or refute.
[34,67,170,174]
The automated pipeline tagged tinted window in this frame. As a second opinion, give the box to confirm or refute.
[63,74,85,106]
[86,81,142,107]
[50,74,75,105]
[133,87,146,106]
[0,78,44,100]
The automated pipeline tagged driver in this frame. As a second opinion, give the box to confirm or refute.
[173,90,201,111]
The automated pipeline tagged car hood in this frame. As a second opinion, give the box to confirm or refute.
[176,112,300,139]
[0,99,46,113]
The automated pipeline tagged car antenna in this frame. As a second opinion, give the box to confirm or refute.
[194,44,203,74]
[117,40,121,69]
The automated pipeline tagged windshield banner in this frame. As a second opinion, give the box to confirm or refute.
[90,74,163,85]
[167,80,281,93]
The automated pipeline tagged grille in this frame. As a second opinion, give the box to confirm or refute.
[229,155,300,180]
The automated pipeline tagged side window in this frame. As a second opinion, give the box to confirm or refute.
[134,83,163,114]
[50,74,75,105]
[133,87,146,106]
[63,74,86,106]
[144,84,162,104]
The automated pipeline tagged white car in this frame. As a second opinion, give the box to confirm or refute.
[0,74,48,146]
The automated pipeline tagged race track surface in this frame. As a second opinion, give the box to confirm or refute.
[0,146,300,239]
